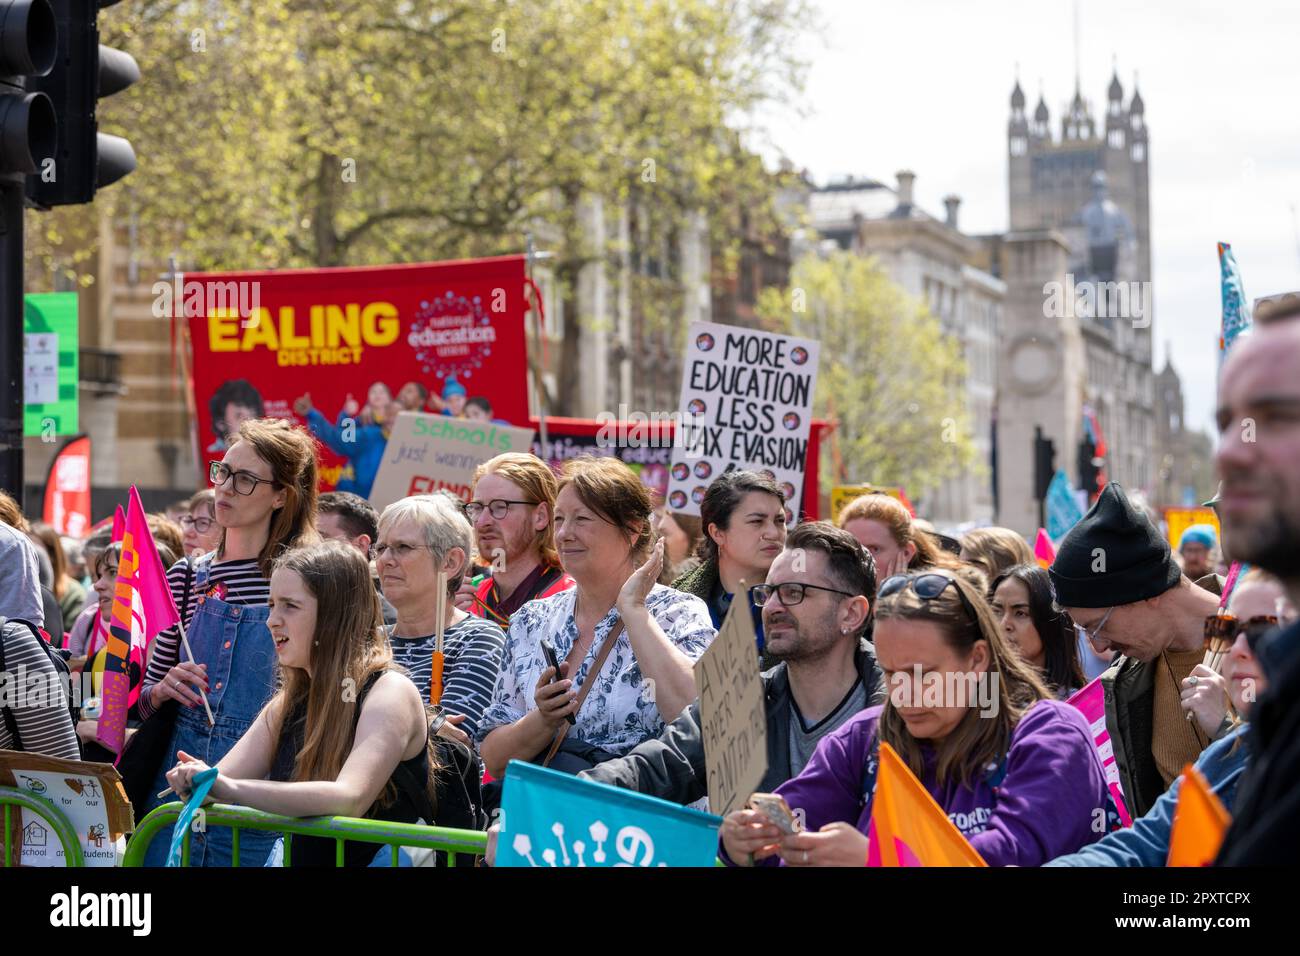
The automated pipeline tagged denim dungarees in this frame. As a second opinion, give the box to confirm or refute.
[143,555,278,866]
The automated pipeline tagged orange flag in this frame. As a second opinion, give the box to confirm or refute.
[866,741,986,867]
[1166,764,1231,867]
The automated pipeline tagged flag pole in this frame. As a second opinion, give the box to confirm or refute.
[176,616,216,726]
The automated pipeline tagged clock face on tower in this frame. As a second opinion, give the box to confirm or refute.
[1008,334,1061,396]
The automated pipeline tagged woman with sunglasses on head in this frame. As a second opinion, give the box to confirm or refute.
[134,418,320,866]
[1047,568,1294,866]
[720,569,1110,867]
[180,489,222,559]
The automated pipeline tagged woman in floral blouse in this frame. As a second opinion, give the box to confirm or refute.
[477,456,716,777]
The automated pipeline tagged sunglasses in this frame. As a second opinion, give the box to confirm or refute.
[878,572,978,624]
[1203,613,1279,657]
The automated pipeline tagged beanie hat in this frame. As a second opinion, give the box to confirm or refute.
[1178,524,1217,552]
[442,377,467,399]
[1049,482,1180,608]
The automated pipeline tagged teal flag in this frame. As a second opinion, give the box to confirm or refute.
[166,768,218,867]
[1046,469,1085,541]
[497,761,722,868]
[1217,242,1251,365]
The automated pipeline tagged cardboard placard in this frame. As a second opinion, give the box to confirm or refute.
[368,411,536,510]
[0,750,134,867]
[694,594,767,817]
[668,321,819,523]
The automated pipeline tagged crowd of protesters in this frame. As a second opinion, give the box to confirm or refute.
[1,292,1298,867]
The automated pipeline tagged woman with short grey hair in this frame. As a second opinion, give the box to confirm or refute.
[377,494,506,747]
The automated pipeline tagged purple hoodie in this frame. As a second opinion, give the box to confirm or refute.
[735,699,1109,867]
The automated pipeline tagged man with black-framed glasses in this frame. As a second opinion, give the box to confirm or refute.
[1051,482,1220,819]
[453,453,574,628]
[581,522,882,805]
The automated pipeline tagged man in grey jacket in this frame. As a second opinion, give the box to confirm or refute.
[582,521,882,805]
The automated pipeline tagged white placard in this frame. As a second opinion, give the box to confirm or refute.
[667,322,819,522]
[15,770,115,867]
[24,333,59,405]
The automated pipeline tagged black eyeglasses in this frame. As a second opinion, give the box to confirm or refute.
[210,461,278,496]
[878,572,978,623]
[462,499,538,521]
[180,515,214,533]
[749,582,854,608]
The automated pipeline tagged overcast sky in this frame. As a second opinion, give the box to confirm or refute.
[755,0,1300,439]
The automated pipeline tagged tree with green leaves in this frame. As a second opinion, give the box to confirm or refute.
[758,249,979,507]
[28,0,812,415]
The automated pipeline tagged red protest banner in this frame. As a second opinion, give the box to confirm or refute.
[182,255,531,494]
[42,434,92,537]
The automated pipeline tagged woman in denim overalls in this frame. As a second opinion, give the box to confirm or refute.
[141,418,320,866]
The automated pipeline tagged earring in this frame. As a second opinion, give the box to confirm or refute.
[313,640,320,647]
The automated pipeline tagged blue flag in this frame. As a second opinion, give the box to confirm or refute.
[497,761,722,868]
[166,768,218,867]
[1217,242,1251,365]
[1046,470,1085,542]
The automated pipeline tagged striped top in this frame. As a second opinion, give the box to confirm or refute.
[0,621,81,759]
[138,554,270,720]
[385,615,506,742]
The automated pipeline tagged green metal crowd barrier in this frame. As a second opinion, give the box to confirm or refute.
[1,785,86,867]
[122,802,487,867]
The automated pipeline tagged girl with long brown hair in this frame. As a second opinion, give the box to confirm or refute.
[165,541,481,866]
[721,569,1112,867]
[137,417,319,866]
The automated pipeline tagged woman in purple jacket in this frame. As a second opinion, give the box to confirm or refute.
[721,569,1110,867]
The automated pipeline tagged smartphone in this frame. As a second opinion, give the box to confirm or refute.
[749,793,801,835]
[539,639,576,725]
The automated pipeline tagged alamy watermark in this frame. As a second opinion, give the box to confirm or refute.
[595,404,706,457]
[1043,275,1151,329]
[888,667,1000,718]
[151,272,263,327]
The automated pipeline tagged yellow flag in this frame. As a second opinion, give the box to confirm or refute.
[867,741,986,867]
[1166,764,1231,867]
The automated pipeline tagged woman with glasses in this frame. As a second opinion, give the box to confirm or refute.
[135,418,320,866]
[376,494,506,746]
[720,570,1110,867]
[1047,569,1294,866]
[477,456,716,780]
[180,488,222,559]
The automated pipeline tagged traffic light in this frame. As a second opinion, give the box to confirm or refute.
[2,0,59,500]
[1078,437,1102,500]
[24,0,138,208]
[0,0,57,180]
[1033,425,1055,502]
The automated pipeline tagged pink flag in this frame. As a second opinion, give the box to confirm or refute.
[111,505,125,543]
[1033,528,1056,569]
[97,487,181,754]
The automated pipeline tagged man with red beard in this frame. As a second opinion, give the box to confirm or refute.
[1213,291,1300,864]
[455,453,574,627]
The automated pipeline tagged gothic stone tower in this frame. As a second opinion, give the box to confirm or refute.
[997,71,1156,533]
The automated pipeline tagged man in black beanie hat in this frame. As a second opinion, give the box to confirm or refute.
[1051,482,1219,818]
[1212,299,1300,865]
